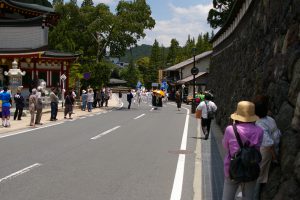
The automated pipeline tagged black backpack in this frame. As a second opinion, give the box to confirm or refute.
[205,101,215,119]
[229,124,262,182]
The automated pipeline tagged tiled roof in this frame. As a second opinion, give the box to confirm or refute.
[164,51,212,71]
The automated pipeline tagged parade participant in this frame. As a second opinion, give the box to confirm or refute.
[0,86,12,127]
[127,89,133,109]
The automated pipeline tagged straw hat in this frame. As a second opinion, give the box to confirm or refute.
[230,101,259,122]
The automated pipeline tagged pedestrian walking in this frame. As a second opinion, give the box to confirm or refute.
[35,86,43,125]
[81,89,87,111]
[13,87,25,120]
[196,92,217,139]
[28,88,37,127]
[64,90,74,119]
[50,87,59,121]
[127,89,133,109]
[0,86,12,127]
[87,88,94,112]
[175,90,182,111]
[222,101,263,200]
[253,95,281,199]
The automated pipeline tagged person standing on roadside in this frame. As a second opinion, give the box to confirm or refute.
[100,88,105,107]
[64,90,74,119]
[127,89,133,109]
[0,86,12,127]
[34,86,43,125]
[118,90,122,105]
[50,87,59,121]
[14,87,25,120]
[81,90,87,111]
[222,101,263,200]
[175,90,182,111]
[253,95,281,199]
[87,88,94,112]
[104,87,110,107]
[196,92,217,139]
[28,88,37,127]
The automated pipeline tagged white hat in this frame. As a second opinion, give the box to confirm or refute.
[82,90,86,94]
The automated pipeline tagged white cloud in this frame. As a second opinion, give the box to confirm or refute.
[139,3,213,47]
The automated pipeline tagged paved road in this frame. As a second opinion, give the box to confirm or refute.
[0,98,200,200]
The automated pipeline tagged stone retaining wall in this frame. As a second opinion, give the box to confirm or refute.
[209,0,300,199]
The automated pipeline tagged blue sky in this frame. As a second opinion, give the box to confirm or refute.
[75,0,214,47]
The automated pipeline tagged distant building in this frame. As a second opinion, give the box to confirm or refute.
[163,50,212,100]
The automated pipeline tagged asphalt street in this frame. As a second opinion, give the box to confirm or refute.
[0,97,200,200]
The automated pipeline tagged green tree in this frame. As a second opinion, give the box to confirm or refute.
[70,0,77,6]
[136,57,151,88]
[207,0,235,29]
[81,0,94,8]
[89,61,114,88]
[167,39,180,66]
[120,60,141,88]
[149,39,161,83]
[88,0,155,62]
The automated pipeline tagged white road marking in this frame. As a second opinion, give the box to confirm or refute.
[0,122,64,139]
[91,126,121,140]
[170,106,190,200]
[0,163,42,184]
[134,114,145,119]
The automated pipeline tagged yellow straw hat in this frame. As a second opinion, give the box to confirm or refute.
[230,101,259,122]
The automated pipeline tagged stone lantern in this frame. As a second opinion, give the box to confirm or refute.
[4,59,26,94]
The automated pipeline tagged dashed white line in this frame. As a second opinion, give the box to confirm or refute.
[0,163,42,184]
[134,114,145,119]
[91,126,121,140]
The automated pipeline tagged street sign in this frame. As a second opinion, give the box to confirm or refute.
[191,67,199,75]
[152,83,159,87]
[83,72,91,80]
[60,74,67,81]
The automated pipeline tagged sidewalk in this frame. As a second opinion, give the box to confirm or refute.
[0,93,120,134]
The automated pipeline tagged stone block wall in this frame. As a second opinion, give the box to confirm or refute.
[209,0,300,199]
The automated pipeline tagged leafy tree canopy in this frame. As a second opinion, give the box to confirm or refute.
[207,0,235,29]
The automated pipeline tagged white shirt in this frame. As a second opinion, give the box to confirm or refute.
[256,116,281,147]
[196,100,217,119]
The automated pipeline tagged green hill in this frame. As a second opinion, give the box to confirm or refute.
[120,44,152,62]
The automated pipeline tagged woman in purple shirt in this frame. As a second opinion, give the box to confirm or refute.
[222,101,263,200]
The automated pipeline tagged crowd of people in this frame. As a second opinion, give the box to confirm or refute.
[0,85,282,199]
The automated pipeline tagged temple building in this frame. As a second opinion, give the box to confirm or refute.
[0,0,79,93]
